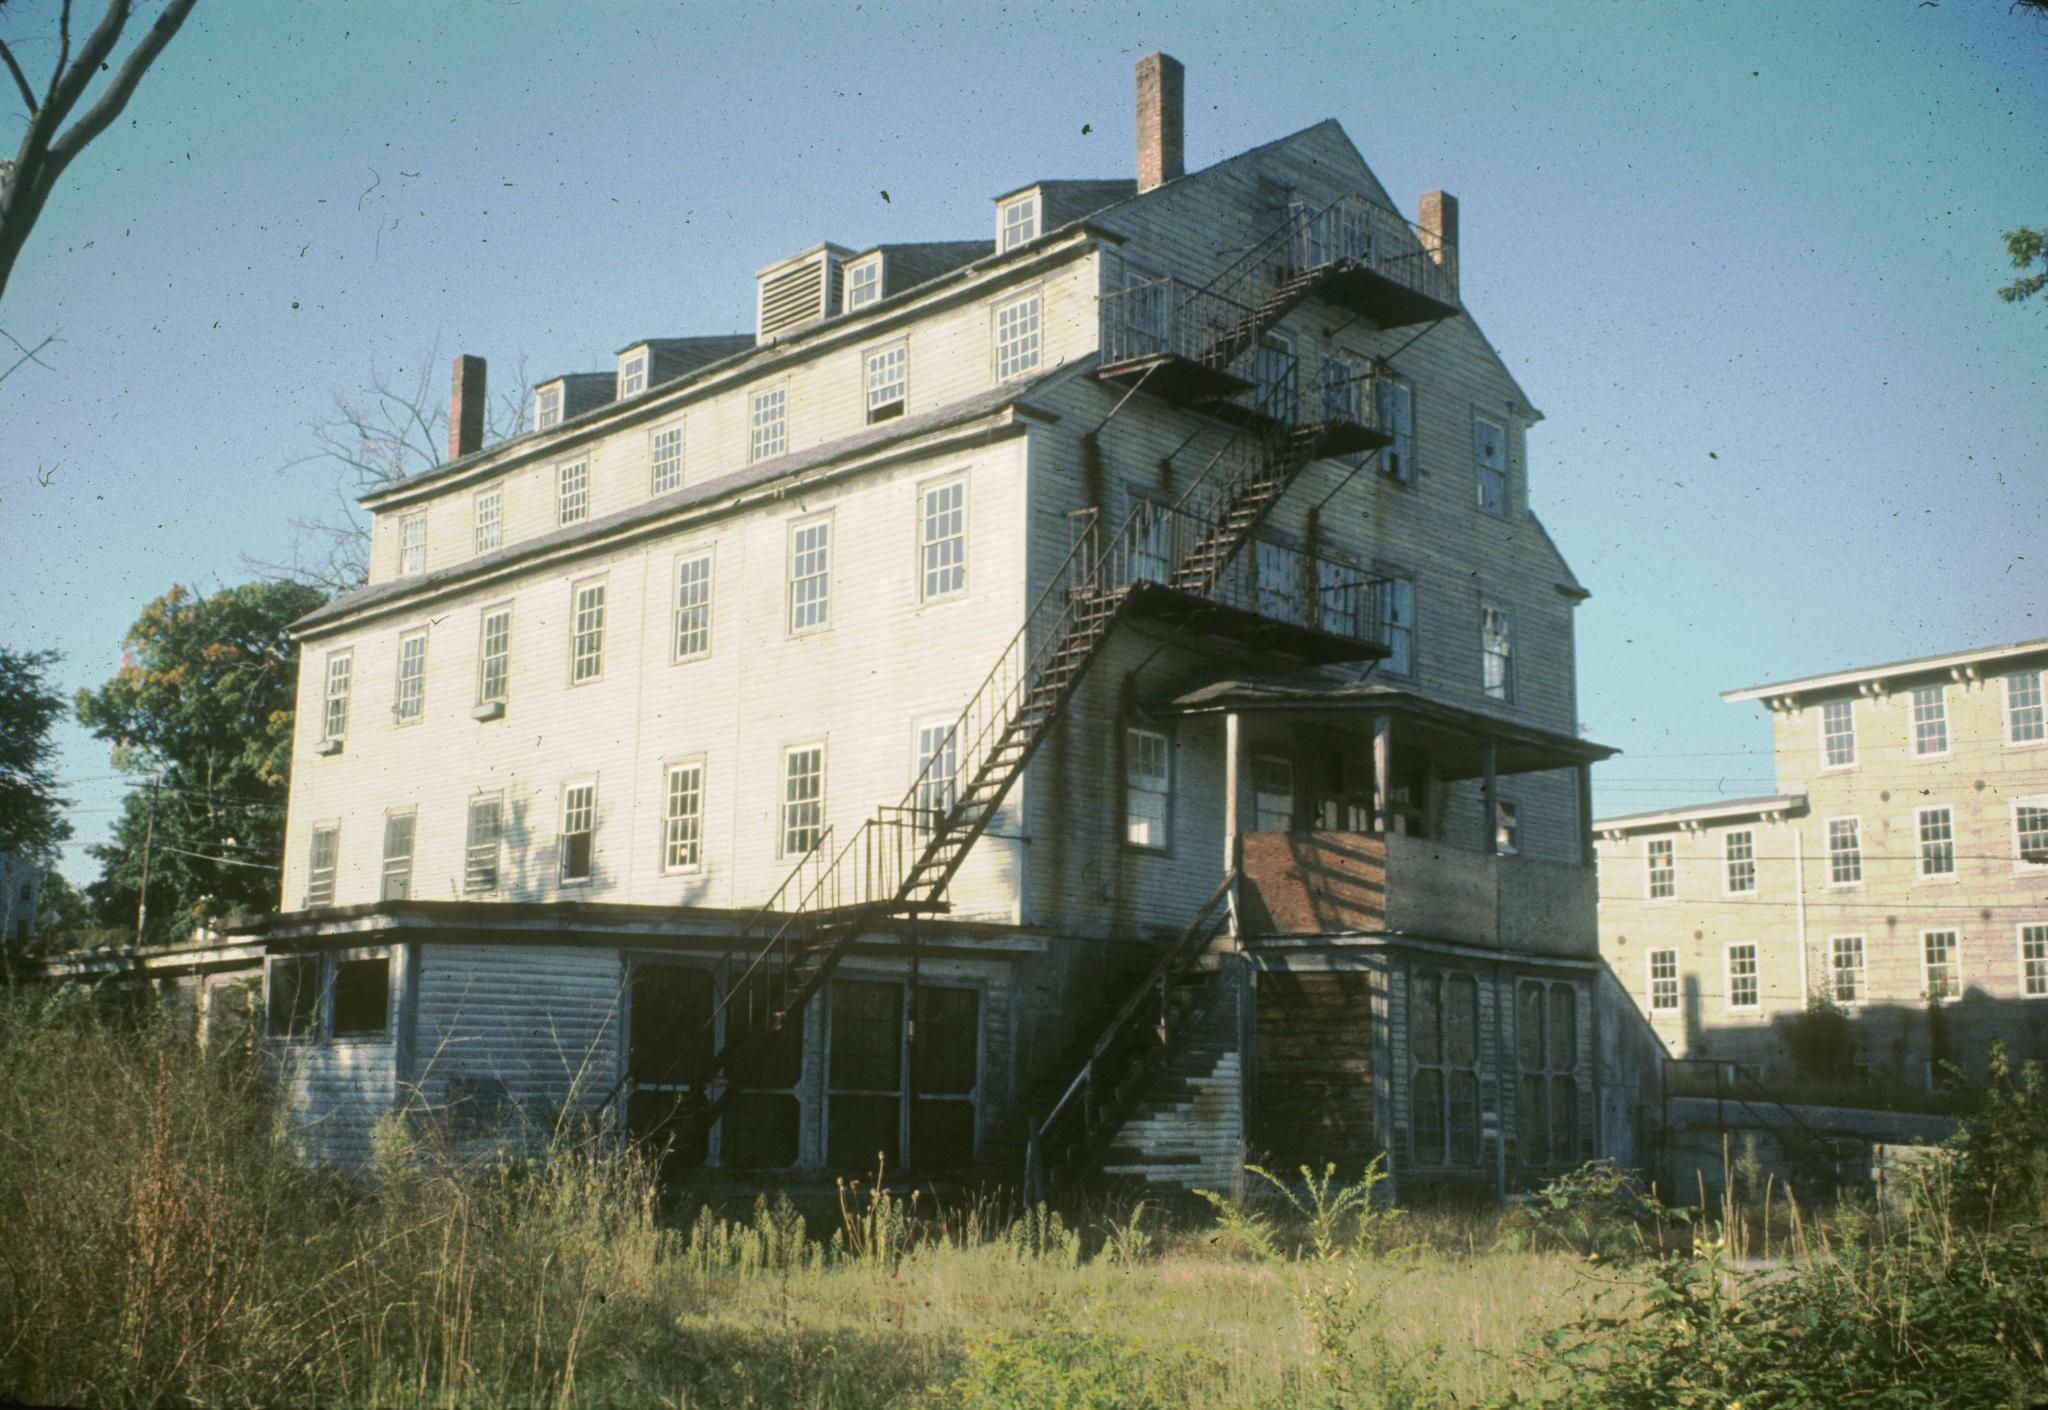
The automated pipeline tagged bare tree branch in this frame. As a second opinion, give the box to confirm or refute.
[0,39,36,117]
[49,0,197,165]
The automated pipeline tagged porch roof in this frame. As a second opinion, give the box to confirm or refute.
[1153,678,1617,780]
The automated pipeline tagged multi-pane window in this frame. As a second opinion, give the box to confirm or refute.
[865,344,907,423]
[1253,756,1295,833]
[465,793,502,893]
[1724,830,1757,894]
[1473,415,1506,512]
[323,651,352,742]
[846,257,881,310]
[1517,982,1578,1168]
[399,514,426,575]
[1922,930,1960,1002]
[1827,817,1863,885]
[473,484,503,554]
[1377,377,1414,481]
[827,977,906,1170]
[535,385,562,430]
[381,810,415,901]
[1822,698,1857,767]
[663,760,704,872]
[2007,669,2047,745]
[1647,950,1679,1012]
[477,605,511,706]
[559,782,596,884]
[788,518,831,633]
[920,478,966,601]
[650,423,685,495]
[999,195,1038,251]
[570,580,606,684]
[1647,838,1675,899]
[1917,806,1956,877]
[1495,799,1520,855]
[1726,943,1759,1010]
[2022,924,2048,999]
[620,353,647,397]
[1125,727,1171,848]
[781,745,824,857]
[306,824,339,907]
[557,459,590,525]
[394,630,427,725]
[994,293,1042,379]
[2014,798,2048,868]
[1910,684,1949,756]
[672,552,713,660]
[1314,557,1367,638]
[1374,577,1415,675]
[914,720,959,837]
[1480,605,1514,702]
[750,386,787,462]
[1410,969,1481,1168]
[1830,934,1866,1004]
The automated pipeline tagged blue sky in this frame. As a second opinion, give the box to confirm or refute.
[2,0,2044,885]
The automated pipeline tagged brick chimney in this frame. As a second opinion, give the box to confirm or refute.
[448,354,487,462]
[1135,52,1184,193]
[1419,190,1459,296]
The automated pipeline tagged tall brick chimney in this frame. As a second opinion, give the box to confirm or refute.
[1135,52,1184,193]
[1419,190,1459,296]
[448,354,487,462]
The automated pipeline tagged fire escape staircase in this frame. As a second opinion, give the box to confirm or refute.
[625,193,1417,1164]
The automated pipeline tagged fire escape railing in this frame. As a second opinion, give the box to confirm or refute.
[1283,193,1459,309]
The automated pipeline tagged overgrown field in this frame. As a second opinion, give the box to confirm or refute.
[2,990,2045,1409]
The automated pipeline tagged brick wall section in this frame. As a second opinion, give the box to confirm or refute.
[1252,968,1376,1174]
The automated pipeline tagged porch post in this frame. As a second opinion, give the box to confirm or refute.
[1224,711,1244,937]
[1480,741,1499,855]
[1575,763,1595,866]
[1370,713,1392,834]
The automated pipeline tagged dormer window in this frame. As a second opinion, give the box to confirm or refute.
[619,352,648,398]
[846,256,882,311]
[999,194,1040,252]
[536,385,563,431]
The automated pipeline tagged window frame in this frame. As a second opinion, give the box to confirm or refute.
[1723,828,1757,896]
[1829,933,1866,1005]
[329,948,395,1041]
[465,790,503,895]
[671,548,715,663]
[749,384,788,463]
[1480,603,1515,704]
[1920,928,1960,1004]
[2004,667,2046,747]
[305,822,340,908]
[397,512,427,576]
[1496,798,1520,856]
[786,513,833,636]
[264,952,323,1043]
[661,757,706,876]
[1908,682,1950,759]
[393,628,428,726]
[2012,795,2048,873]
[472,482,504,556]
[558,778,597,887]
[823,973,985,1171]
[1825,815,1863,888]
[1819,698,1857,769]
[1515,980,1580,1169]
[535,384,563,431]
[1376,374,1416,483]
[1408,968,1483,1170]
[619,351,648,399]
[993,289,1043,381]
[476,602,512,708]
[380,807,416,902]
[779,742,826,860]
[649,419,686,496]
[1123,725,1173,851]
[1914,803,1957,882]
[1725,942,1760,1012]
[1645,837,1676,901]
[569,576,607,686]
[997,192,1041,252]
[1472,412,1507,514]
[863,340,908,424]
[912,716,960,841]
[2019,922,2048,1000]
[844,253,883,311]
[1646,949,1679,1013]
[556,457,591,526]
[322,649,352,744]
[917,473,968,605]
[1373,574,1416,677]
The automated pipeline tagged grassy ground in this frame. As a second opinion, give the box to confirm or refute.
[3,990,2043,1409]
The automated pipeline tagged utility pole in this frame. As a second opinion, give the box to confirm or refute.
[134,773,162,948]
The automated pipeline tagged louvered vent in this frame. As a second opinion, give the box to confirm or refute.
[755,246,848,341]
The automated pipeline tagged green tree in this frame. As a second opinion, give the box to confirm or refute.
[74,581,324,941]
[1999,227,2046,308]
[0,646,72,865]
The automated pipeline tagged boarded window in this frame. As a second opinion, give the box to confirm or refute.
[1518,981,1579,1168]
[332,957,390,1037]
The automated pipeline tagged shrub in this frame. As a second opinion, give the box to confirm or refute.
[1500,1160,1685,1263]
[1943,1040,2048,1225]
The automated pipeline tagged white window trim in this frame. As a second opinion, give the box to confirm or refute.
[322,649,352,744]
[786,512,834,637]
[1645,837,1676,903]
[916,472,969,606]
[2012,794,2048,874]
[398,512,427,576]
[535,385,563,431]
[620,351,649,399]
[1123,725,1173,852]
[305,820,341,908]
[2018,922,2048,1001]
[1913,803,1959,884]
[1724,942,1761,1013]
[472,481,505,556]
[568,575,608,687]
[1479,602,1515,705]
[1645,948,1679,1014]
[911,713,961,837]
[556,457,591,526]
[1721,828,1758,896]
[464,789,504,895]
[670,546,715,664]
[864,339,909,424]
[749,383,790,464]
[660,755,707,876]
[1906,682,1951,760]
[998,192,1041,252]
[380,806,417,902]
[475,601,513,708]
[649,418,686,496]
[1823,814,1864,890]
[992,288,1044,381]
[558,777,598,887]
[779,741,827,860]
[1817,698,1858,771]
[845,253,884,311]
[2003,668,2047,748]
[393,628,428,727]
[1472,412,1508,514]
[1827,933,1867,1006]
[1919,928,1961,1005]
